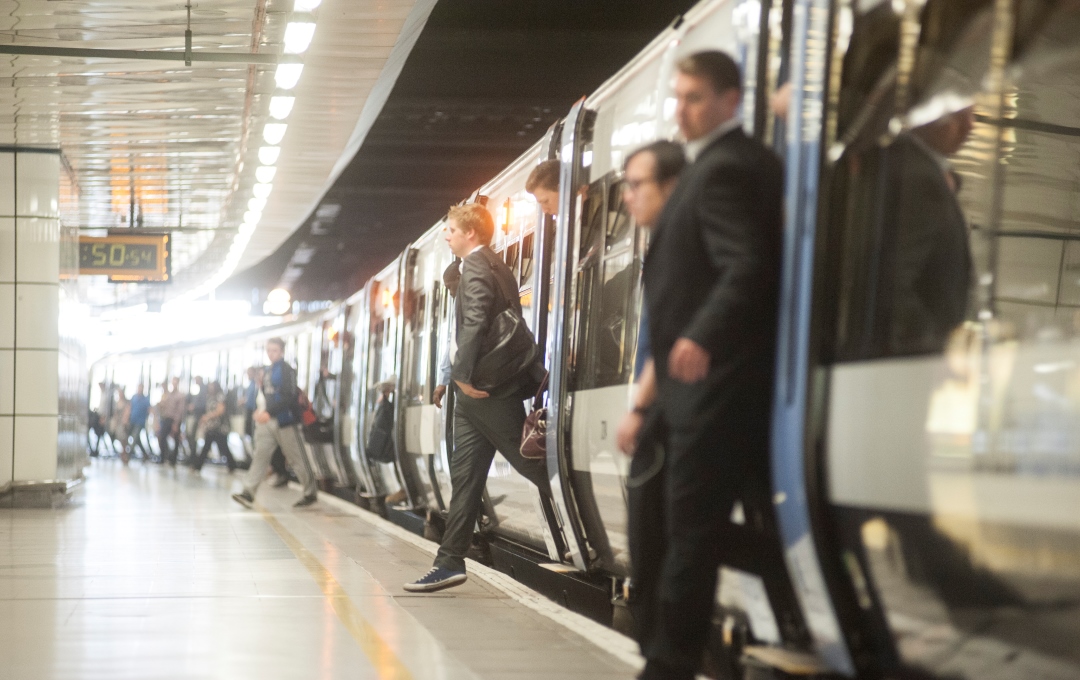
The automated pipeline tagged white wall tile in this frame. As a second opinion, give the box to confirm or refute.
[15,218,59,284]
[14,350,58,416]
[0,153,13,217]
[0,283,12,348]
[13,283,59,350]
[15,152,60,218]
[0,415,11,488]
[13,415,57,481]
[0,348,12,415]
[0,217,13,283]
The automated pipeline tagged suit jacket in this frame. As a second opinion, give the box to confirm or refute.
[643,126,783,445]
[879,134,971,356]
[451,246,525,391]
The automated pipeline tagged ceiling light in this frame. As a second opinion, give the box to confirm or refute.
[293,0,322,10]
[244,210,262,224]
[253,183,273,199]
[239,222,256,237]
[248,197,267,212]
[255,166,277,183]
[275,63,304,89]
[269,96,295,120]
[258,146,281,165]
[283,22,316,54]
[263,123,288,145]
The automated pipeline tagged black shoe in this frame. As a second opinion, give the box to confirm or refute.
[271,475,290,488]
[293,494,317,508]
[231,491,254,509]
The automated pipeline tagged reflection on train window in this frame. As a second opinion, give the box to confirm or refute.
[505,241,520,278]
[520,232,534,288]
[404,291,428,405]
[571,176,641,390]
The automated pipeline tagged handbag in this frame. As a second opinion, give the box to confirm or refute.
[520,373,549,460]
[471,256,540,392]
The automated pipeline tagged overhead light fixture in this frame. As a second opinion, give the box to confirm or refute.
[263,123,288,145]
[266,288,292,316]
[248,197,268,212]
[283,22,316,54]
[253,183,273,199]
[239,222,256,237]
[244,210,262,224]
[275,63,304,90]
[293,0,322,10]
[255,166,277,183]
[269,96,295,120]
[258,146,281,165]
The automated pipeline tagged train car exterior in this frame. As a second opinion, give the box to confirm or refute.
[94,0,1080,677]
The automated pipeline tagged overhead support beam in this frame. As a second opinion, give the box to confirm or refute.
[0,44,300,65]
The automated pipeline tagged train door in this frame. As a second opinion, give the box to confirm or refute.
[398,242,443,512]
[780,0,1080,676]
[358,266,408,500]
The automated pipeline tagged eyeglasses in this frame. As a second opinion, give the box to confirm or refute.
[624,177,657,193]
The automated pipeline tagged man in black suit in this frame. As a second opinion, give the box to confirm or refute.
[636,51,784,679]
[404,203,549,593]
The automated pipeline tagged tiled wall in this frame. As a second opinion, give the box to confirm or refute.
[0,150,85,490]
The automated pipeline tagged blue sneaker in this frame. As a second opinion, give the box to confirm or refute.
[403,567,467,593]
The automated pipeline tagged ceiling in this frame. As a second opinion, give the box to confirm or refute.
[0,0,436,309]
[221,0,700,303]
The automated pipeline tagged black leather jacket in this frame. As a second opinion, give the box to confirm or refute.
[450,246,521,387]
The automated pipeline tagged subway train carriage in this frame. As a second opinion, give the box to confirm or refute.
[94,0,1080,677]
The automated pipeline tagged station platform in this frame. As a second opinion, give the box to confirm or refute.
[0,460,642,680]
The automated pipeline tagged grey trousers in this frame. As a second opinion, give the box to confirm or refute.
[243,419,317,498]
[434,387,550,572]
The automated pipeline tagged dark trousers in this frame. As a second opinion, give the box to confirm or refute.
[643,423,745,680]
[193,430,236,471]
[270,447,288,477]
[129,423,151,459]
[434,386,550,572]
[158,417,178,465]
[627,414,666,657]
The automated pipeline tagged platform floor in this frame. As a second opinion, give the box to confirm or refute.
[0,459,641,680]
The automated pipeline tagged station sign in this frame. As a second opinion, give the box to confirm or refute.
[78,233,171,282]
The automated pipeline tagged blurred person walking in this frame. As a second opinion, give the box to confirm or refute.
[157,377,186,466]
[232,338,318,508]
[128,383,152,462]
[191,381,237,472]
[612,140,686,660]
[637,51,784,680]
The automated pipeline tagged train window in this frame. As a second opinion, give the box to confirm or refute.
[571,177,640,390]
[505,241,520,276]
[519,232,535,288]
[404,291,428,404]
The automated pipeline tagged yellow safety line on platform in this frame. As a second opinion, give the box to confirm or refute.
[257,506,415,680]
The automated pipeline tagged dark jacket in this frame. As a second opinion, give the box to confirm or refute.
[262,359,299,426]
[450,246,527,392]
[643,127,783,444]
[878,133,971,356]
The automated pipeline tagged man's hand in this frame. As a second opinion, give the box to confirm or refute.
[433,385,447,408]
[668,338,710,383]
[254,410,271,424]
[455,380,489,399]
[616,410,645,455]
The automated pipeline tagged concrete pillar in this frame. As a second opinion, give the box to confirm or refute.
[0,148,83,506]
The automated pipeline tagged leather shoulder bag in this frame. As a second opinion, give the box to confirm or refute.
[471,255,540,392]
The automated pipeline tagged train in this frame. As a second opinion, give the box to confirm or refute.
[94,0,1080,678]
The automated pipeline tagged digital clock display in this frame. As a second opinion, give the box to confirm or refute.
[78,234,171,282]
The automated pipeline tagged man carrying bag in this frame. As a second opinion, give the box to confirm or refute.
[405,203,549,593]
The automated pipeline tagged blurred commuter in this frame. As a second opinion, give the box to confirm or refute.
[635,51,784,680]
[367,380,406,504]
[89,381,113,457]
[611,140,686,657]
[128,383,152,461]
[525,159,560,216]
[157,377,186,466]
[243,367,258,441]
[878,107,974,355]
[405,203,547,593]
[185,376,207,460]
[192,381,236,472]
[113,387,131,462]
[232,338,318,509]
